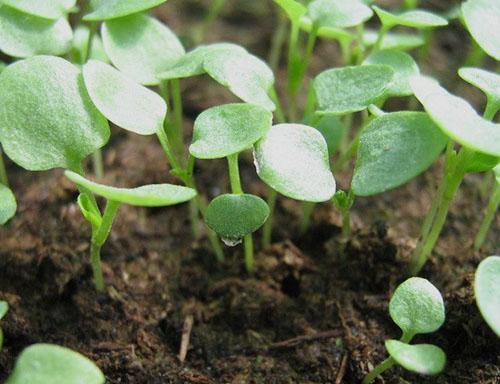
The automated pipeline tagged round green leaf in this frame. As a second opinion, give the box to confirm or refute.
[0,183,16,225]
[462,0,500,60]
[71,25,109,65]
[84,0,167,21]
[190,103,272,159]
[273,0,307,22]
[459,67,500,110]
[0,0,75,20]
[0,300,8,319]
[389,277,445,335]
[159,43,246,80]
[314,65,394,115]
[64,171,196,207]
[475,256,500,336]
[307,0,373,29]
[83,60,166,135]
[373,6,448,29]
[0,56,110,171]
[0,6,72,58]
[6,344,105,384]
[254,123,336,202]
[385,340,446,375]
[410,76,500,157]
[102,13,185,85]
[363,49,419,97]
[203,50,276,111]
[352,112,447,196]
[205,194,270,240]
[363,29,424,50]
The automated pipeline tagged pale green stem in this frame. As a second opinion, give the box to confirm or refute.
[333,125,362,173]
[90,200,120,291]
[417,29,434,63]
[227,153,254,273]
[269,87,287,124]
[298,201,315,235]
[483,98,499,121]
[170,79,185,158]
[372,25,390,53]
[198,0,227,43]
[355,24,366,64]
[286,22,301,121]
[463,39,486,67]
[0,148,9,187]
[268,12,288,71]
[474,183,500,250]
[262,187,277,248]
[92,149,104,180]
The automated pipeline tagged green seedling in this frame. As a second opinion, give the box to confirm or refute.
[332,190,354,242]
[408,75,500,275]
[70,25,109,65]
[0,5,72,58]
[84,0,167,21]
[6,343,105,384]
[474,165,500,250]
[462,0,500,60]
[459,67,500,121]
[191,103,272,272]
[0,300,8,350]
[474,256,500,337]
[65,170,196,291]
[363,277,446,383]
[0,183,17,225]
[0,0,75,20]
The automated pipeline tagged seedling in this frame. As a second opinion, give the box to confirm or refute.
[474,256,500,337]
[190,103,272,272]
[6,343,105,384]
[332,190,354,243]
[0,300,8,350]
[462,0,500,60]
[363,277,446,383]
[65,171,196,291]
[0,183,17,226]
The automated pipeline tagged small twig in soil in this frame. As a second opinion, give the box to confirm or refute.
[268,330,342,349]
[335,353,349,384]
[178,314,194,363]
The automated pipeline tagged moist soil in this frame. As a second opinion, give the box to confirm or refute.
[0,1,499,383]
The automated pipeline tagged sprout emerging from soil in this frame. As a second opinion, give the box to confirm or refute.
[474,256,500,337]
[363,277,446,383]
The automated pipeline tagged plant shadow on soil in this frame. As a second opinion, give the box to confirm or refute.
[0,0,499,383]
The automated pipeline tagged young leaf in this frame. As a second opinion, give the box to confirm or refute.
[254,124,336,202]
[0,184,17,225]
[190,103,272,159]
[410,76,500,157]
[314,116,346,156]
[273,0,307,22]
[71,25,109,65]
[65,171,196,207]
[363,49,419,98]
[352,112,447,196]
[459,67,500,113]
[385,340,446,375]
[307,0,373,29]
[1,0,75,20]
[299,17,353,43]
[84,0,167,21]
[389,277,445,335]
[6,344,105,384]
[363,29,424,50]
[474,255,500,336]
[205,194,270,240]
[83,60,167,135]
[203,51,276,111]
[373,6,448,29]
[0,301,7,319]
[0,56,109,171]
[314,65,394,115]
[102,13,185,85]
[160,43,247,80]
[462,0,500,60]
[0,6,72,58]
[77,194,102,230]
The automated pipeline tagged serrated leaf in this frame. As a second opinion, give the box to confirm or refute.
[363,29,424,50]
[84,0,166,21]
[363,49,419,97]
[410,76,500,157]
[254,124,336,202]
[459,67,500,110]
[83,60,166,135]
[352,112,447,196]
[475,256,500,336]
[0,6,72,58]
[71,25,109,65]
[0,0,75,20]
[385,341,446,375]
[190,103,272,159]
[205,194,269,239]
[307,0,373,29]
[6,344,105,384]
[204,51,276,111]
[314,65,394,115]
[102,13,185,85]
[389,277,445,335]
[373,6,448,29]
[0,56,109,171]
[272,0,307,22]
[0,184,16,225]
[65,171,196,207]
[462,0,500,60]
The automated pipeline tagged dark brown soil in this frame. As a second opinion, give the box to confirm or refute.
[0,1,499,383]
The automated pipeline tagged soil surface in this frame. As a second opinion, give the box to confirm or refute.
[0,1,499,383]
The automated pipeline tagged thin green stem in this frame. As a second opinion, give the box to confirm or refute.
[262,187,277,248]
[0,147,9,187]
[92,149,104,180]
[372,26,390,54]
[474,182,500,250]
[90,200,120,291]
[244,234,254,272]
[198,0,227,43]
[269,87,287,124]
[463,39,486,67]
[355,24,366,64]
[268,12,288,71]
[298,202,315,235]
[483,98,499,121]
[417,29,433,63]
[362,357,396,384]
[286,22,301,121]
[333,127,362,173]
[170,79,185,158]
